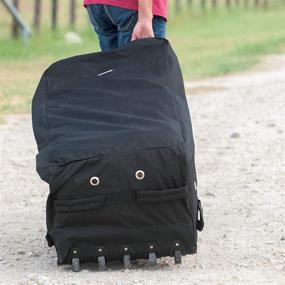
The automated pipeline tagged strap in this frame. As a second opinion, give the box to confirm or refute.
[197,199,204,231]
[136,186,187,204]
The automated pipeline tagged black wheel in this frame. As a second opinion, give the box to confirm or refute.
[174,250,182,264]
[123,254,132,269]
[148,252,157,267]
[71,257,81,272]
[98,256,106,271]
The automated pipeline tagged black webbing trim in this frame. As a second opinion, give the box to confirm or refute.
[136,187,187,204]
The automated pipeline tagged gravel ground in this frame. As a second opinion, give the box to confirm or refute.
[0,55,284,285]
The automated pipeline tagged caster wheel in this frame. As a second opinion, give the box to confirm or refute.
[71,257,81,272]
[98,256,106,271]
[174,250,182,264]
[148,252,157,267]
[123,254,132,269]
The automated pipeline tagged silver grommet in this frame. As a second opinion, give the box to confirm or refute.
[90,176,100,186]
[135,170,145,180]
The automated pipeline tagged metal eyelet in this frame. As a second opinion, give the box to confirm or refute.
[135,170,145,180]
[90,176,100,186]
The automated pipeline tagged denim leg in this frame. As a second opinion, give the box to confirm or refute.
[86,4,118,51]
[152,16,167,38]
[118,30,134,48]
[97,30,118,52]
[87,4,167,51]
[105,6,138,48]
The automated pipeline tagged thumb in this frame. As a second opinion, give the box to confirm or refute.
[131,31,137,41]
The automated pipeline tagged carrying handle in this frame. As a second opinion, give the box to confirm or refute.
[197,199,204,231]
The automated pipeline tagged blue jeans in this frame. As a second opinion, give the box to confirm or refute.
[87,4,167,52]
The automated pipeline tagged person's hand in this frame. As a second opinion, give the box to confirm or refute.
[131,19,154,41]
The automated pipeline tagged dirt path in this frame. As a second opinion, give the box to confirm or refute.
[0,55,284,285]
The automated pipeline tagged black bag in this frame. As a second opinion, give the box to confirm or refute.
[32,38,204,270]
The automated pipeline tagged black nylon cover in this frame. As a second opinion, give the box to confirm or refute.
[32,38,203,265]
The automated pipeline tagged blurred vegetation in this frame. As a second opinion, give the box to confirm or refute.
[0,0,285,114]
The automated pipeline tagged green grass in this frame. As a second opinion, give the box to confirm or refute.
[1,5,285,115]
[168,6,285,77]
